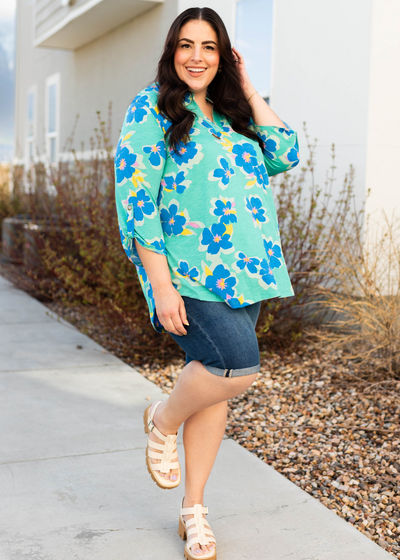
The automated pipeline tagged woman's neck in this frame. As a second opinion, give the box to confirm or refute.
[193,89,213,122]
[193,89,207,106]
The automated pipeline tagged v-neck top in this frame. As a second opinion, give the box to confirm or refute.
[114,83,300,332]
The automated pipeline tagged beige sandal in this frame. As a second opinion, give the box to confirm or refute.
[143,400,181,490]
[178,501,217,560]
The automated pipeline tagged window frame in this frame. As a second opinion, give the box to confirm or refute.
[26,84,37,166]
[45,73,61,165]
[233,0,275,104]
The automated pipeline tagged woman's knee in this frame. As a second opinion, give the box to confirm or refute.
[229,371,258,396]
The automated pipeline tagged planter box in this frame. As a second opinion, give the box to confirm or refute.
[2,216,31,263]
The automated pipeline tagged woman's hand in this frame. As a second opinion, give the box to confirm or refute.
[153,285,189,336]
[231,46,256,99]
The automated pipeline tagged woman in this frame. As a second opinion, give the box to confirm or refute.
[115,7,299,559]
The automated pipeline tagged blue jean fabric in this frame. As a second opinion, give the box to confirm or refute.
[165,296,261,378]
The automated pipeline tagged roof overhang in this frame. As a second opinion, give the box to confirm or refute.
[34,0,163,50]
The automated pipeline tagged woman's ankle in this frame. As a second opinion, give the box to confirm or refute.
[154,401,180,435]
[183,495,204,508]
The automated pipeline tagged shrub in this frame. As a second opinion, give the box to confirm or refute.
[16,109,179,361]
[310,210,400,378]
[7,113,399,372]
[257,126,357,343]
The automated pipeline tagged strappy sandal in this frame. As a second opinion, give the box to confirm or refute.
[178,501,217,560]
[143,400,181,490]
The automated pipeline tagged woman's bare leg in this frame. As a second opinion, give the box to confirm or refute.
[147,360,257,554]
[181,401,227,555]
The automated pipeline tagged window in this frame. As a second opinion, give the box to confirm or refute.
[235,0,274,103]
[45,73,60,164]
[26,85,37,164]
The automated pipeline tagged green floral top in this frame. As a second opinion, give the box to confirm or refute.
[115,83,299,332]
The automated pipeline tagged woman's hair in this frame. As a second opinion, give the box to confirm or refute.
[155,7,263,152]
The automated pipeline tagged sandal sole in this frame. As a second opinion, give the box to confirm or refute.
[143,405,181,490]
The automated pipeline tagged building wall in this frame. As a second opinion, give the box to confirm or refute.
[271,0,373,210]
[17,0,399,219]
[365,0,400,219]
[14,0,179,162]
[14,0,73,161]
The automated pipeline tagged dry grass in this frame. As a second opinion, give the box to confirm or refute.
[310,211,400,378]
[0,163,10,193]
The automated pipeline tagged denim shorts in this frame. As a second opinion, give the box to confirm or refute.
[164,296,261,378]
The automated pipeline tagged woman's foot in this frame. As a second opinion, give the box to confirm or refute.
[147,401,180,483]
[181,497,216,556]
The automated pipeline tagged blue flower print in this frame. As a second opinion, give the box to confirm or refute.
[115,145,137,184]
[212,157,235,186]
[245,195,267,226]
[228,296,250,308]
[286,147,300,166]
[143,140,166,168]
[119,227,137,265]
[177,260,200,280]
[220,122,231,134]
[161,171,188,194]
[126,95,149,125]
[278,122,295,137]
[200,222,233,255]
[205,264,237,299]
[128,188,156,224]
[144,83,160,94]
[201,119,222,139]
[232,142,258,174]
[263,238,282,269]
[150,107,172,134]
[160,203,187,236]
[254,163,269,187]
[259,258,277,286]
[212,198,237,225]
[150,238,166,253]
[256,132,279,160]
[138,265,148,284]
[236,252,260,274]
[170,141,199,166]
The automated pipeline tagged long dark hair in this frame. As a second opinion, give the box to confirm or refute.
[155,7,263,152]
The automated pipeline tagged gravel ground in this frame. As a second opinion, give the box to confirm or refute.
[39,301,400,558]
[0,266,398,559]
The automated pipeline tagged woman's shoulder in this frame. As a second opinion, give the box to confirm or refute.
[123,83,166,132]
[130,83,160,109]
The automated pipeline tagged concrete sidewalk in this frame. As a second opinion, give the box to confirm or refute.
[0,273,393,560]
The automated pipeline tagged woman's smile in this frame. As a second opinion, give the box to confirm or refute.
[186,66,208,77]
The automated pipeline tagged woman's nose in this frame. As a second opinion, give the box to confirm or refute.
[191,47,202,62]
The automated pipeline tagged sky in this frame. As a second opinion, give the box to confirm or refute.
[0,0,16,161]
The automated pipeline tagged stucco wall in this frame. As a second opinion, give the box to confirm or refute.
[271,0,373,210]
[365,0,400,219]
[14,0,178,161]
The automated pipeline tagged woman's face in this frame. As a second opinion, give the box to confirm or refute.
[174,19,220,94]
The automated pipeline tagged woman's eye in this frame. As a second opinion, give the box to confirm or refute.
[181,43,191,49]
[205,45,215,51]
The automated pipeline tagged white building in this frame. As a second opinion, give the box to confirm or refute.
[14,0,400,218]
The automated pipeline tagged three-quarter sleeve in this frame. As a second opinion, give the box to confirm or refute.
[115,94,167,267]
[248,120,300,177]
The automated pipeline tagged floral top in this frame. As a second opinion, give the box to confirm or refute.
[115,83,299,333]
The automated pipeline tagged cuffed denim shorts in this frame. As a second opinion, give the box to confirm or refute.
[164,296,261,378]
